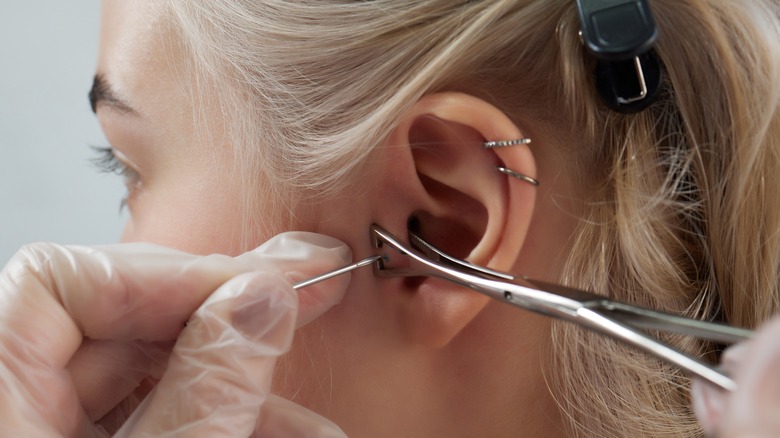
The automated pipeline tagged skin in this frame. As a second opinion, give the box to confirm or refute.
[95,1,583,436]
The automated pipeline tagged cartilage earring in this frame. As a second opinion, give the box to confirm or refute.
[483,138,532,148]
[482,138,539,186]
[497,166,540,187]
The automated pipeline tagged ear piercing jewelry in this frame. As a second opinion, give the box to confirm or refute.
[482,138,540,187]
[497,166,540,187]
[483,138,531,148]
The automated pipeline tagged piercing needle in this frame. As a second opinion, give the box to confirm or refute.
[293,255,383,290]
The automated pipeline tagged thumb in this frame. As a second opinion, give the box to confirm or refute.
[693,316,780,437]
[720,317,780,437]
[691,342,748,436]
[255,394,347,437]
[116,271,302,437]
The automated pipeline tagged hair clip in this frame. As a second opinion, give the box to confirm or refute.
[575,0,663,113]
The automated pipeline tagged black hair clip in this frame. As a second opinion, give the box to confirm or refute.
[575,0,662,113]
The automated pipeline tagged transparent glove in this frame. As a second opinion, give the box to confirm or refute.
[0,232,351,437]
[692,316,780,437]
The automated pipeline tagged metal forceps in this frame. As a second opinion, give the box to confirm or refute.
[369,224,753,392]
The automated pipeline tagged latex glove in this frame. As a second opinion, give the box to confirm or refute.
[692,316,780,437]
[0,232,351,437]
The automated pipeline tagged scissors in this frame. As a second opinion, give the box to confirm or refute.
[366,224,753,392]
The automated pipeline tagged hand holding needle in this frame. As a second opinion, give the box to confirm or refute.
[293,255,382,290]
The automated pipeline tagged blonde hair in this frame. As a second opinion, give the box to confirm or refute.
[167,0,780,436]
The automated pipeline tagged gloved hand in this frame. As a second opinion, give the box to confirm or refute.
[692,316,780,437]
[0,232,352,437]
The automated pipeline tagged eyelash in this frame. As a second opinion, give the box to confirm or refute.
[91,146,140,211]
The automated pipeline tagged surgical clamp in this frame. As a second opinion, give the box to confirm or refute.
[369,224,753,392]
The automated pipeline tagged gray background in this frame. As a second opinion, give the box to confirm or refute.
[0,2,126,266]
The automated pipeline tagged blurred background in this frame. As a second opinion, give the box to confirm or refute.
[0,2,126,265]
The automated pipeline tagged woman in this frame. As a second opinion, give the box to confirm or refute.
[2,0,779,436]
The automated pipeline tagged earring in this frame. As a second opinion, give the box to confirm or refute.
[483,138,531,148]
[482,138,540,187]
[497,167,540,187]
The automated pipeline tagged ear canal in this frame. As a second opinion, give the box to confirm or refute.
[407,209,484,263]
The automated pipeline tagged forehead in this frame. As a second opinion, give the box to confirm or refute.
[98,0,171,74]
[97,0,186,117]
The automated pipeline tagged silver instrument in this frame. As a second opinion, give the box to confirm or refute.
[369,224,753,392]
[293,255,382,290]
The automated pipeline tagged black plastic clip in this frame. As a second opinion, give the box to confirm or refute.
[575,0,662,113]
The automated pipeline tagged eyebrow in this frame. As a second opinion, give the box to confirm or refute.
[89,74,138,115]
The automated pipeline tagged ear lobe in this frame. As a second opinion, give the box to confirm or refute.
[371,92,538,348]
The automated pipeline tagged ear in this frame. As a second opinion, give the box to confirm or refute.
[368,92,538,348]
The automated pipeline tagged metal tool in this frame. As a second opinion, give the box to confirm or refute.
[293,255,382,290]
[369,224,753,392]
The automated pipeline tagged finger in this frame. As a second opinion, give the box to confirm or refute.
[690,341,751,435]
[0,355,90,437]
[116,272,300,437]
[4,234,349,366]
[0,233,349,435]
[69,233,350,415]
[720,317,780,436]
[237,231,352,326]
[253,394,347,438]
[67,339,171,421]
[691,378,727,436]
[0,243,237,436]
[1,243,244,371]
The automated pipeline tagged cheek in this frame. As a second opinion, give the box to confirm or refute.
[120,179,258,256]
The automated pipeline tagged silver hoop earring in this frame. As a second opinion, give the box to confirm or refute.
[497,166,540,187]
[483,138,532,148]
[482,138,539,186]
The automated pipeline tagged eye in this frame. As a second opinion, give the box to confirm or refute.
[91,146,142,211]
